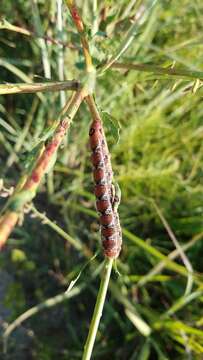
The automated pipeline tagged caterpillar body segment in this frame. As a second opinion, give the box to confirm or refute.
[89,118,122,258]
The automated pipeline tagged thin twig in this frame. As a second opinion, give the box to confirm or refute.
[0,80,80,95]
[0,18,78,49]
[137,232,203,287]
[123,228,203,285]
[151,200,193,296]
[111,62,203,81]
[66,0,93,72]
[3,284,85,353]
[57,0,66,107]
[30,203,83,251]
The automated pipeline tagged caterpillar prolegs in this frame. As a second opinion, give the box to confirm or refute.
[89,118,122,258]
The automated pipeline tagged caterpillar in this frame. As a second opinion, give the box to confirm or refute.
[89,118,122,258]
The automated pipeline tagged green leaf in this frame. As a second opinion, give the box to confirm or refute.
[102,110,121,143]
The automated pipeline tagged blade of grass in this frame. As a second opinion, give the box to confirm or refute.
[137,232,203,287]
[31,0,51,79]
[151,199,194,296]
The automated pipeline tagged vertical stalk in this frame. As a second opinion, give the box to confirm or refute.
[66,0,93,72]
[31,0,51,79]
[82,257,113,360]
[57,0,66,107]
[92,0,98,36]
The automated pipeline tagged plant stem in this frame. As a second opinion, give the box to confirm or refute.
[92,0,98,36]
[0,18,32,35]
[0,87,86,249]
[0,80,80,95]
[3,284,83,341]
[0,18,77,49]
[66,0,93,72]
[31,0,51,79]
[82,257,113,360]
[137,231,203,287]
[57,0,66,107]
[30,204,83,251]
[111,62,203,81]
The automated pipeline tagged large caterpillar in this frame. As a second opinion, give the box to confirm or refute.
[89,118,122,258]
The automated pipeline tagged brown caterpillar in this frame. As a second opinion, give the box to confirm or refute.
[89,118,122,258]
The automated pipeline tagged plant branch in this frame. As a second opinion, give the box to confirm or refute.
[65,0,93,72]
[82,257,113,360]
[57,0,66,107]
[30,203,83,251]
[3,283,86,353]
[111,62,203,81]
[0,18,78,49]
[0,87,87,249]
[0,80,80,95]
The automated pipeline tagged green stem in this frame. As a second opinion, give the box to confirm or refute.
[66,0,94,73]
[82,257,113,360]
[111,62,203,81]
[31,0,51,79]
[57,0,66,107]
[30,204,83,251]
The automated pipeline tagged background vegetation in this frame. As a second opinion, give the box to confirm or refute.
[0,0,203,359]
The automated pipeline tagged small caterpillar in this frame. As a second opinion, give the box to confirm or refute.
[89,118,122,258]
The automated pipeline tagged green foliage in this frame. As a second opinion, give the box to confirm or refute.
[102,110,121,143]
[11,248,27,263]
[0,0,203,359]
